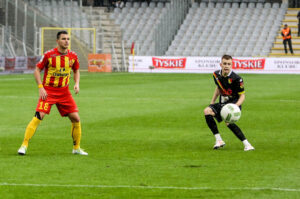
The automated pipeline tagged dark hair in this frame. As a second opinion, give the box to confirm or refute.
[57,31,68,39]
[222,54,233,60]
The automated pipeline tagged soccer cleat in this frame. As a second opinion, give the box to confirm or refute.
[72,148,88,155]
[244,145,255,151]
[18,145,27,155]
[213,140,225,149]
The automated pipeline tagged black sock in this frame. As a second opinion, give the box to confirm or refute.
[227,123,246,141]
[205,115,219,135]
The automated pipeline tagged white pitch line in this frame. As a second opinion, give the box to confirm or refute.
[0,183,299,192]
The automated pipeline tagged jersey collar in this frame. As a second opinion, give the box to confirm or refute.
[54,47,69,55]
[220,70,233,77]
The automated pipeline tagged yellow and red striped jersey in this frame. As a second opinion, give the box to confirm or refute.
[37,48,79,88]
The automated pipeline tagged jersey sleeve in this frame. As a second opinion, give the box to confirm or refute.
[213,72,218,86]
[36,53,49,70]
[236,77,245,95]
[72,54,80,71]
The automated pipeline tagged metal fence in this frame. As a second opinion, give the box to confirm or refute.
[154,0,190,56]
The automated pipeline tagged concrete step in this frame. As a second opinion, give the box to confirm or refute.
[271,48,300,54]
[83,6,127,71]
[102,43,123,49]
[100,37,123,43]
[282,19,298,26]
[273,42,300,48]
[100,20,116,26]
[287,8,300,15]
[280,24,297,29]
[102,48,124,54]
[275,36,300,42]
[102,30,122,36]
[269,53,299,57]
[102,27,122,33]
[285,14,298,20]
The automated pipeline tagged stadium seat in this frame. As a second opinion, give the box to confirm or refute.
[107,0,287,57]
[264,2,271,8]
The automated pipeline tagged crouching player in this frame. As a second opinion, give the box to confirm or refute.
[203,55,254,151]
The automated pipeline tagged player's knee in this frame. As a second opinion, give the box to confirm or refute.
[73,117,80,123]
[204,107,212,115]
[69,113,80,123]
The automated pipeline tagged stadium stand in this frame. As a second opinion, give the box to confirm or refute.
[0,0,296,72]
[270,7,300,56]
[165,1,287,57]
[111,1,169,55]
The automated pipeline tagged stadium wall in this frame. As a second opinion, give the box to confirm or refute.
[129,56,300,74]
[0,56,40,73]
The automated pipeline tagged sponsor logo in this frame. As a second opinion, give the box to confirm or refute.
[152,57,186,69]
[232,58,265,70]
[52,72,69,77]
[89,59,111,69]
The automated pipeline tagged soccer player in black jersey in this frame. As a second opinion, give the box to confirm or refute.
[203,55,254,151]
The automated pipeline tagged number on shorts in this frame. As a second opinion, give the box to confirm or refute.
[39,101,49,111]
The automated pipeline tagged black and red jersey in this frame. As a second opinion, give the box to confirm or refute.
[213,70,245,104]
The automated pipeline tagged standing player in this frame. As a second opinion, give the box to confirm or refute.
[203,55,254,151]
[18,31,88,155]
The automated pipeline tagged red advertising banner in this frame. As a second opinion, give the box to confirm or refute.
[27,56,39,70]
[5,57,16,71]
[88,54,112,72]
[232,58,265,70]
[152,57,187,69]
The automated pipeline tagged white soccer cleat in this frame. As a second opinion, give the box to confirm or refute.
[18,145,27,155]
[72,148,88,155]
[244,145,255,151]
[213,140,225,149]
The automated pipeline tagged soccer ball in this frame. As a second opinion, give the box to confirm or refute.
[220,103,241,123]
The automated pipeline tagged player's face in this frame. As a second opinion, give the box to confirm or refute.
[220,58,232,76]
[57,34,70,49]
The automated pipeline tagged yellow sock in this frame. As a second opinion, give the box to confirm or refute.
[71,122,81,150]
[22,117,41,147]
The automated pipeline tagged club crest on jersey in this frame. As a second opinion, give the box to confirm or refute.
[240,82,244,88]
[228,78,232,84]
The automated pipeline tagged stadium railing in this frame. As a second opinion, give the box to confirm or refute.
[154,0,190,56]
[1,0,59,57]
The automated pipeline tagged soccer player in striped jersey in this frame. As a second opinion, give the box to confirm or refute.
[18,31,88,155]
[203,55,254,151]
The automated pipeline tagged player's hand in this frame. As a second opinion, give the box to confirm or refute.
[74,84,80,94]
[39,87,48,100]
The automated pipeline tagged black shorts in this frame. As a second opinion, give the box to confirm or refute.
[209,103,242,123]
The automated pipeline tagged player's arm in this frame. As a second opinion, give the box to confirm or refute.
[236,93,245,107]
[236,77,245,106]
[34,67,47,100]
[73,69,80,94]
[210,87,220,104]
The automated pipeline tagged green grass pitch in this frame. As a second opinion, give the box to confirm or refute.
[0,72,299,198]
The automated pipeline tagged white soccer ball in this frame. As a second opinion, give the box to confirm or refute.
[220,103,241,123]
